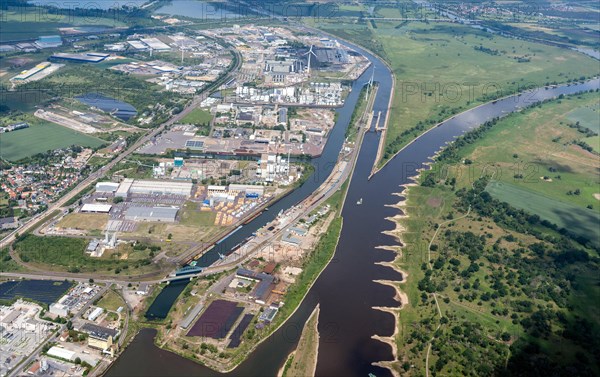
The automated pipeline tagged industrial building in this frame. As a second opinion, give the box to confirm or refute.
[50,52,109,63]
[81,204,112,213]
[47,346,76,362]
[125,206,179,222]
[35,35,62,49]
[114,179,193,197]
[80,323,118,352]
[49,303,69,317]
[115,178,134,198]
[0,217,19,230]
[140,37,171,51]
[179,303,204,330]
[95,182,120,193]
[87,307,103,321]
[228,184,265,196]
[0,122,29,132]
[235,268,275,304]
[258,306,278,322]
[11,62,51,81]
[130,180,193,196]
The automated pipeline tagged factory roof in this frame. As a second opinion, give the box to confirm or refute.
[289,227,308,236]
[258,306,278,322]
[140,37,171,50]
[208,185,227,191]
[180,303,204,329]
[81,203,112,213]
[96,182,120,192]
[131,180,193,190]
[127,40,148,50]
[47,346,75,361]
[282,231,301,246]
[236,268,274,301]
[0,310,20,324]
[116,178,134,196]
[81,323,118,340]
[87,240,100,252]
[125,206,179,220]
[51,52,108,62]
[0,217,18,226]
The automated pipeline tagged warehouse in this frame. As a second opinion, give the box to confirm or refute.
[81,204,112,213]
[115,178,134,198]
[95,182,119,193]
[50,52,109,63]
[140,37,171,51]
[228,184,264,196]
[179,302,204,330]
[130,180,193,196]
[47,346,76,362]
[87,307,103,321]
[81,323,118,352]
[125,206,179,222]
[11,62,51,81]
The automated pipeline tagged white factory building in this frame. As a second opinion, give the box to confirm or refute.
[81,204,112,213]
[113,179,193,198]
[49,303,69,317]
[87,307,103,321]
[47,346,76,362]
[95,182,119,193]
[228,184,264,196]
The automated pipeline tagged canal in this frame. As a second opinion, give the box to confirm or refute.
[106,39,599,377]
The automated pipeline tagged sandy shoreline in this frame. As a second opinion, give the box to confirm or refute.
[369,172,429,375]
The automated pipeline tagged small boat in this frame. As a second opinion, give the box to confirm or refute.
[357,198,363,205]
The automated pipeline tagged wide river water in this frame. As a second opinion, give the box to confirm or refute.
[106,36,599,376]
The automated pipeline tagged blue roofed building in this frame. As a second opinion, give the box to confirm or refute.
[35,35,62,49]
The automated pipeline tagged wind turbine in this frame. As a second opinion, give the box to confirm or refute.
[303,45,317,76]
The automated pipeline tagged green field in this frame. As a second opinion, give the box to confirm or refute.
[0,6,126,42]
[180,108,213,135]
[15,234,157,274]
[97,290,125,312]
[441,92,600,209]
[307,18,600,167]
[486,180,600,246]
[566,105,600,133]
[0,121,104,161]
[584,135,600,153]
[179,201,217,226]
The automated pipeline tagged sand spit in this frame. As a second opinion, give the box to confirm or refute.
[368,179,427,375]
[375,262,408,283]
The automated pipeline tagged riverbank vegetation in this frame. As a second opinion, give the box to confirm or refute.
[306,10,599,168]
[281,305,320,377]
[393,92,600,376]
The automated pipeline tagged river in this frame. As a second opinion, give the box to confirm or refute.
[106,39,599,377]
